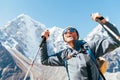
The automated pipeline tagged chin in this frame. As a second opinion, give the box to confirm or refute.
[66,40,75,43]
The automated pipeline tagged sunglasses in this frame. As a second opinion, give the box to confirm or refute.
[63,28,76,35]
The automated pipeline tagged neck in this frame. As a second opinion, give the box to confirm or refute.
[67,40,76,48]
[68,43,74,48]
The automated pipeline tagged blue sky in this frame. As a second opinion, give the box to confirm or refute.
[0,0,120,38]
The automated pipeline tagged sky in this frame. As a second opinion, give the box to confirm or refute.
[0,0,120,38]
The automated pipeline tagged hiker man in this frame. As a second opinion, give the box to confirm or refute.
[40,13,120,80]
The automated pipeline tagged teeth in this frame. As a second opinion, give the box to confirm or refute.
[68,36,72,37]
[67,36,73,39]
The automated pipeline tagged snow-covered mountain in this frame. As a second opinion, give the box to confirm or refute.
[0,14,120,80]
[85,24,109,41]
[0,14,45,58]
[0,14,66,60]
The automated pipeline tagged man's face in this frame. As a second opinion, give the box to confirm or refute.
[63,28,78,42]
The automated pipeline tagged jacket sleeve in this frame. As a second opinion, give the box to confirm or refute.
[40,41,65,66]
[88,22,120,58]
[104,22,120,41]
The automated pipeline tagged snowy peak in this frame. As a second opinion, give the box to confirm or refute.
[85,24,109,41]
[15,14,45,28]
[16,14,32,20]
[47,26,66,53]
[5,14,45,29]
[0,14,65,58]
[0,14,47,58]
[1,14,46,42]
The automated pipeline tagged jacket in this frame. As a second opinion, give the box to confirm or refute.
[40,22,120,80]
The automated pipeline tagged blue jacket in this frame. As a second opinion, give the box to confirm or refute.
[41,22,120,80]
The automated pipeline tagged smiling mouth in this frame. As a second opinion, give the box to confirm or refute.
[66,35,74,39]
[67,35,72,38]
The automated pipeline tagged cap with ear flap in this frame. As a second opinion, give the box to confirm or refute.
[62,27,79,41]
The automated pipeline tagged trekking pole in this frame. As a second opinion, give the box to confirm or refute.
[23,36,46,80]
[96,18,120,41]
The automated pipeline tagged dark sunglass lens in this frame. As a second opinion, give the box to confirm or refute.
[69,28,75,32]
[63,28,76,34]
